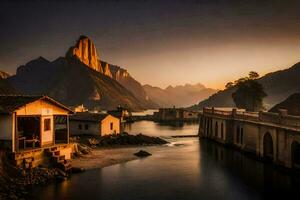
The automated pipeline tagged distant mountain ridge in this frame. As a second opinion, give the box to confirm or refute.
[6,36,157,110]
[191,62,300,110]
[143,83,217,107]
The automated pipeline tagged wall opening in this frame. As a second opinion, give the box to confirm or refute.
[240,128,244,145]
[236,125,240,144]
[215,122,218,138]
[221,123,224,140]
[263,132,274,161]
[54,115,68,144]
[291,141,300,168]
[17,116,41,150]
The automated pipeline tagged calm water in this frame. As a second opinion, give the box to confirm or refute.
[131,109,158,116]
[33,121,300,200]
[124,120,199,137]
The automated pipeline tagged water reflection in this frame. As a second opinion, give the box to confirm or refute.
[199,139,300,199]
[124,120,199,137]
[32,122,300,200]
[131,110,158,116]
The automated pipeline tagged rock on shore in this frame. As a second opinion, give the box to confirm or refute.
[134,150,152,157]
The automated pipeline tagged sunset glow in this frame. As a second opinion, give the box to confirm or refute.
[2,1,300,89]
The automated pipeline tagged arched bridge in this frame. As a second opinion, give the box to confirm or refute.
[199,107,300,169]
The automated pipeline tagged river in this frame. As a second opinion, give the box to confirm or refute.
[32,121,299,199]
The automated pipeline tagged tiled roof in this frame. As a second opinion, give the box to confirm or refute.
[69,113,110,122]
[0,95,73,114]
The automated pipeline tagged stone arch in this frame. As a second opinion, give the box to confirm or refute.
[263,132,274,161]
[291,141,300,168]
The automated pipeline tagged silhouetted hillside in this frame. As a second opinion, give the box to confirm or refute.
[191,62,300,110]
[269,93,300,116]
[8,57,149,110]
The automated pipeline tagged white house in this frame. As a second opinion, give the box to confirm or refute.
[70,113,120,136]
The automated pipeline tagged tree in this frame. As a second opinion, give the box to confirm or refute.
[232,78,267,111]
[234,77,247,85]
[225,82,234,89]
[248,71,259,80]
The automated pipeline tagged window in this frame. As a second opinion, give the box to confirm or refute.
[44,118,51,131]
[110,122,113,130]
[78,124,82,130]
[85,124,89,130]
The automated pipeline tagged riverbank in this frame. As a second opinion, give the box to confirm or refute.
[71,133,169,170]
[0,133,169,199]
[72,145,165,170]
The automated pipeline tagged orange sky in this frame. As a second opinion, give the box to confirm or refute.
[1,1,300,90]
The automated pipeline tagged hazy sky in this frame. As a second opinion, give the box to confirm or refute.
[2,0,300,89]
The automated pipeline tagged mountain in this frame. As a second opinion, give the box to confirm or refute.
[66,35,156,107]
[6,36,156,110]
[143,83,217,107]
[0,71,10,79]
[191,62,300,110]
[269,93,300,115]
[0,70,17,94]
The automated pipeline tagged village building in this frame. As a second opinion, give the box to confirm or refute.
[153,107,199,122]
[73,104,89,113]
[0,95,74,170]
[70,113,120,136]
[107,106,131,123]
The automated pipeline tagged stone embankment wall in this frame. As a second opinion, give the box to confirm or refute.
[199,107,300,169]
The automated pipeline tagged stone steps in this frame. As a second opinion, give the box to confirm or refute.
[45,147,71,172]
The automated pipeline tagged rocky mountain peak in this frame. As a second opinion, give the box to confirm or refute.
[66,35,102,72]
[0,70,10,79]
[63,36,155,107]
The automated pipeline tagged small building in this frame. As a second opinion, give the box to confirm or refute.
[153,107,199,122]
[107,106,131,122]
[70,113,120,136]
[73,104,88,113]
[0,95,74,169]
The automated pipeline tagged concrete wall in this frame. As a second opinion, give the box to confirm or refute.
[100,115,120,136]
[243,123,259,154]
[16,99,68,116]
[211,118,227,143]
[70,121,99,135]
[0,114,13,140]
[199,110,300,169]
[70,115,120,136]
[233,122,259,154]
